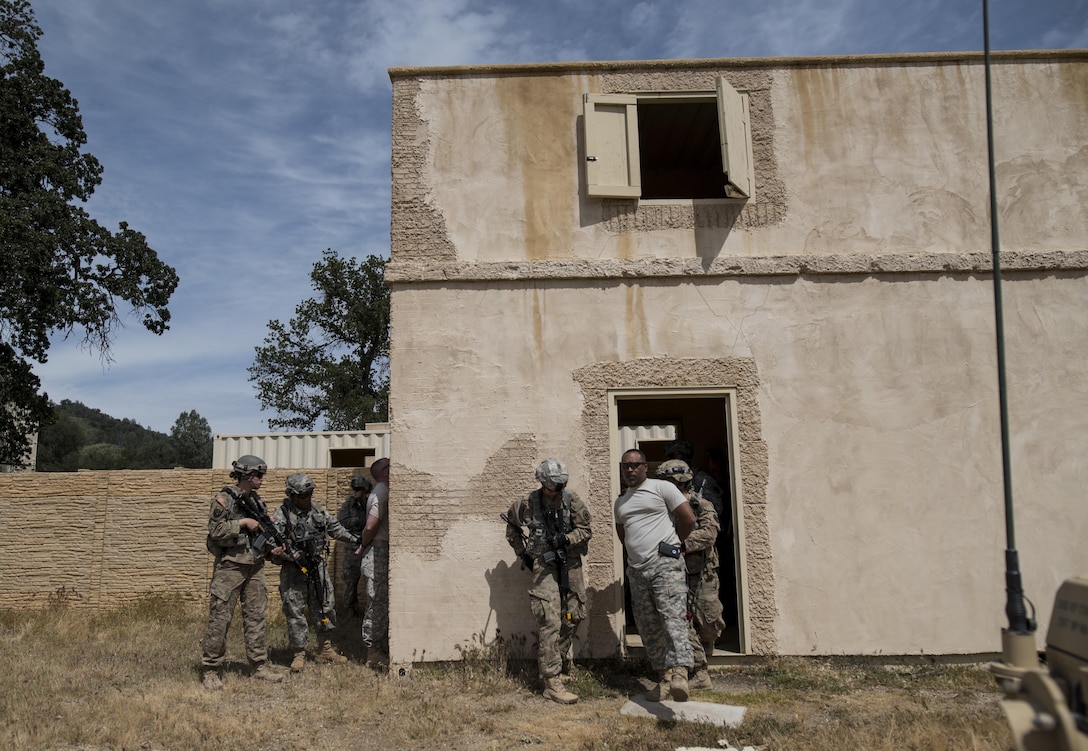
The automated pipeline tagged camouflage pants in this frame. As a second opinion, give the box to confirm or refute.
[279,559,337,649]
[529,563,586,679]
[201,559,269,669]
[687,568,726,669]
[360,545,389,650]
[340,542,362,608]
[627,554,693,672]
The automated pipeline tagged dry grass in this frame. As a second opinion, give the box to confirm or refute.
[0,594,1012,751]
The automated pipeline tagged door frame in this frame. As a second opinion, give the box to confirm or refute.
[607,385,751,655]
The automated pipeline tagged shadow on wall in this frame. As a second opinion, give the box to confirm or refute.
[484,559,538,658]
[484,560,624,660]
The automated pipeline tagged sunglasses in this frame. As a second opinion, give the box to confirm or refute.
[619,462,647,470]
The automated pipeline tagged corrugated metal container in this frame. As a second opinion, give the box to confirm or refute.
[618,423,677,449]
[212,425,390,469]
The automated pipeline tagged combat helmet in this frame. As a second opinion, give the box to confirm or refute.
[285,472,316,497]
[231,454,267,479]
[656,459,693,484]
[350,475,372,492]
[535,458,568,491]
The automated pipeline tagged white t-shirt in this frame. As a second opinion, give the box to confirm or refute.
[366,481,390,544]
[613,478,689,567]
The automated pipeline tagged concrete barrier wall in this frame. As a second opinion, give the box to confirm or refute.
[0,467,366,610]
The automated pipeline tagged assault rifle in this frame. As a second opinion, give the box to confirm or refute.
[231,491,305,570]
[544,533,572,623]
[291,537,331,629]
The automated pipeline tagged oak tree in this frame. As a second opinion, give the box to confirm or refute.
[0,0,178,464]
[249,250,389,431]
[170,409,212,468]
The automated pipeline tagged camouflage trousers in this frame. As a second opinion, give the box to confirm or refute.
[279,559,337,649]
[201,559,269,669]
[687,568,726,669]
[360,545,389,650]
[627,554,694,672]
[529,563,587,679]
[340,542,362,608]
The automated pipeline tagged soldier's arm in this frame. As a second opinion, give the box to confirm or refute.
[324,509,361,545]
[564,492,592,547]
[683,501,720,553]
[505,500,526,554]
[208,493,243,541]
[673,501,697,542]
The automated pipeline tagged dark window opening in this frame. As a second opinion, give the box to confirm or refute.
[329,447,375,468]
[637,100,726,200]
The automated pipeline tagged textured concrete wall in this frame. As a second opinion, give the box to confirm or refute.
[0,468,365,610]
[386,52,1088,662]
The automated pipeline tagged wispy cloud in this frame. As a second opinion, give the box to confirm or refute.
[23,0,1086,434]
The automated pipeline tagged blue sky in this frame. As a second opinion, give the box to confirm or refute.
[25,0,1088,436]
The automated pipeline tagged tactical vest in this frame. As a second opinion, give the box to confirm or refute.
[206,486,261,559]
[516,489,585,563]
[340,497,368,535]
[279,502,329,560]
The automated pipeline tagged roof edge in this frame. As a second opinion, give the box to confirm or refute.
[388,49,1088,80]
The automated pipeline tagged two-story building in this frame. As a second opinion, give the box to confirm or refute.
[383,51,1088,664]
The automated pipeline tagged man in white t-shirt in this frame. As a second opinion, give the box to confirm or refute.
[356,457,390,667]
[614,448,696,701]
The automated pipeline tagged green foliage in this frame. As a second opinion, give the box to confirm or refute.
[169,409,212,468]
[78,441,123,469]
[0,0,179,464]
[35,399,211,470]
[249,250,389,430]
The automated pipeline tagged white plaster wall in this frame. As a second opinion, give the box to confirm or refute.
[389,273,1088,657]
[772,61,1088,256]
[413,59,1088,262]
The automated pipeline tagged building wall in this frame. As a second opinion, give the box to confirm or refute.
[0,468,365,610]
[386,52,1088,661]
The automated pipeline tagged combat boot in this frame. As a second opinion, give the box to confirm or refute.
[201,670,223,691]
[690,667,713,690]
[252,662,284,683]
[668,666,689,702]
[542,675,579,704]
[316,638,347,664]
[646,671,670,702]
[290,649,307,673]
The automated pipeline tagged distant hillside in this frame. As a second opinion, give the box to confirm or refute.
[36,400,211,471]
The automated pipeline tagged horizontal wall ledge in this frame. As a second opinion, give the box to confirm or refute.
[385,249,1088,284]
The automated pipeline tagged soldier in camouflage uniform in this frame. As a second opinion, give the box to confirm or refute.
[656,459,726,691]
[200,455,284,689]
[505,458,592,704]
[336,475,373,615]
[614,449,696,702]
[272,473,360,673]
[664,440,724,521]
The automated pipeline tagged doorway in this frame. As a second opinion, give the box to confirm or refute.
[611,387,746,654]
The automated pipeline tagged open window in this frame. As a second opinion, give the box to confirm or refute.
[583,77,753,201]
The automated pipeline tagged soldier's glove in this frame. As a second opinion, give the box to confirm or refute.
[520,553,535,571]
[551,533,569,549]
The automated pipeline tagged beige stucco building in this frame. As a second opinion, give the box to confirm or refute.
[384,51,1088,663]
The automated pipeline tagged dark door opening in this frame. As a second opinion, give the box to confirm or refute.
[617,394,742,654]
